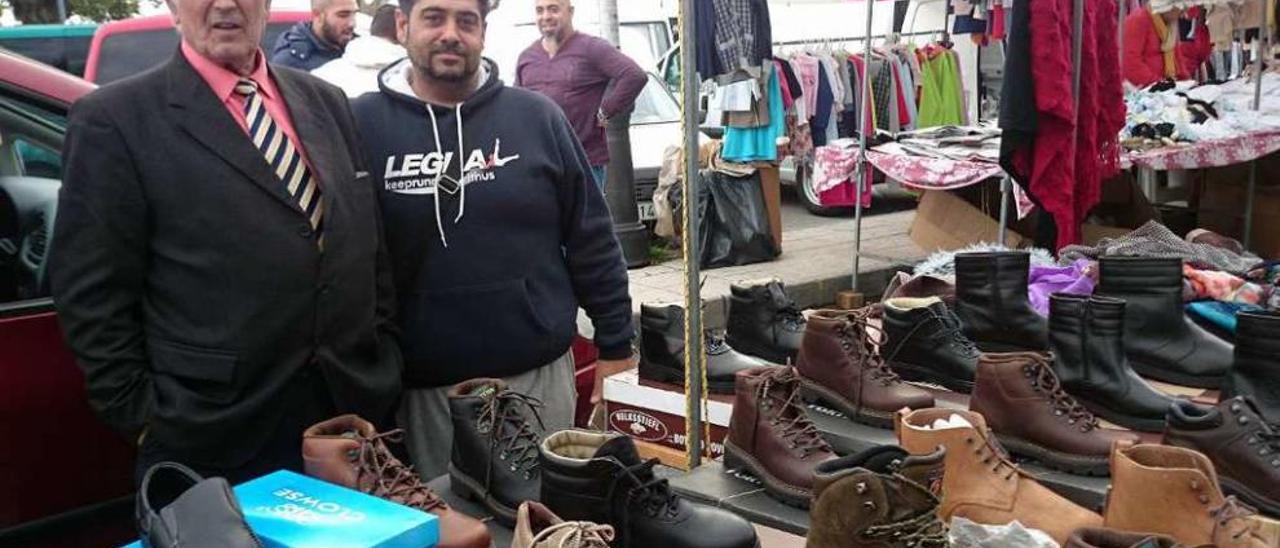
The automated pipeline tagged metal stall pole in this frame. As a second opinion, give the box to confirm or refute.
[997,176,1011,247]
[679,0,705,469]
[1244,3,1267,249]
[850,0,878,302]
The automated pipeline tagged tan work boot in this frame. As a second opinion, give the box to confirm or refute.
[1105,442,1270,548]
[512,501,613,548]
[895,407,1101,544]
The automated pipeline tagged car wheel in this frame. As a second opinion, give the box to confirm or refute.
[796,164,853,217]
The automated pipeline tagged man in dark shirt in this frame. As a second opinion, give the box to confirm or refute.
[515,0,646,191]
[270,0,358,71]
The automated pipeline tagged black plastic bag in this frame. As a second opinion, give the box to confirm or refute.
[694,169,779,269]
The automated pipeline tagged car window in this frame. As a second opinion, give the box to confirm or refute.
[94,22,297,84]
[0,94,65,306]
[632,74,680,125]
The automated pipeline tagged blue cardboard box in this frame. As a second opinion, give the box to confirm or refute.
[124,470,438,548]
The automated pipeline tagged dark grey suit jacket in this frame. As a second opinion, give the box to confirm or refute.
[50,50,402,467]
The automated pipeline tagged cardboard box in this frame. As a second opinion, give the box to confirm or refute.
[755,163,783,251]
[603,370,733,466]
[909,189,1025,252]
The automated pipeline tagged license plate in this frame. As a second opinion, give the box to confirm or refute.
[638,201,657,221]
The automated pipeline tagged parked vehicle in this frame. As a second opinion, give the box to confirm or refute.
[83,11,310,84]
[0,24,97,77]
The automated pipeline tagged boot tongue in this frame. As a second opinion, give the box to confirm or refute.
[593,435,643,468]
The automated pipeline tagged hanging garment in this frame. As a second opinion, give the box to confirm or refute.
[1122,8,1212,86]
[791,54,820,122]
[810,63,836,147]
[722,64,786,162]
[709,0,773,76]
[695,0,723,78]
[917,47,965,127]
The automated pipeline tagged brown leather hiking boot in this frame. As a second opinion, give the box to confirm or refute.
[806,445,948,548]
[1165,397,1280,518]
[895,408,1102,544]
[1064,528,1181,548]
[970,352,1140,476]
[512,501,614,548]
[301,415,492,548]
[1105,442,1270,548]
[796,308,933,427]
[725,366,836,509]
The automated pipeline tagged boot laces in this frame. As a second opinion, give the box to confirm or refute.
[705,330,731,355]
[607,458,679,521]
[1210,496,1262,542]
[839,310,903,385]
[1237,402,1280,466]
[768,284,806,330]
[965,431,1019,480]
[530,521,616,548]
[862,511,949,547]
[936,308,979,358]
[354,430,447,511]
[478,389,546,479]
[759,368,832,457]
[1022,356,1098,431]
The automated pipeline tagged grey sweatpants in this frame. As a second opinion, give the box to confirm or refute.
[397,351,577,480]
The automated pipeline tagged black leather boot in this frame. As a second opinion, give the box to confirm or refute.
[882,296,980,393]
[639,304,771,393]
[448,378,544,527]
[1222,311,1280,420]
[954,251,1048,352]
[726,279,806,364]
[539,429,758,548]
[1094,256,1232,388]
[1048,294,1175,432]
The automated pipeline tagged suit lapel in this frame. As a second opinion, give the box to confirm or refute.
[164,51,304,215]
[273,68,342,225]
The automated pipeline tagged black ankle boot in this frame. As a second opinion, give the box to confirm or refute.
[1094,256,1232,388]
[447,378,544,526]
[539,430,758,548]
[954,251,1048,352]
[1222,311,1280,420]
[882,296,980,393]
[726,280,806,364]
[639,304,771,393]
[1048,294,1175,432]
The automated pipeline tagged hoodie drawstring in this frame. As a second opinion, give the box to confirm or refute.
[425,104,449,247]
[454,103,466,224]
[423,102,469,248]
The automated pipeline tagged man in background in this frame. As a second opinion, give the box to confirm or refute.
[516,0,646,192]
[313,3,405,96]
[272,0,358,70]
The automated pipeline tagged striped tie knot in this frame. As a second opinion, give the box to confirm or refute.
[233,78,258,97]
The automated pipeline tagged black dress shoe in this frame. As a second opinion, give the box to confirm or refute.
[137,462,260,548]
[882,296,980,393]
[726,279,806,364]
[639,304,773,393]
[954,251,1049,352]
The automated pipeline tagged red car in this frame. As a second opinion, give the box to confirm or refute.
[84,11,310,84]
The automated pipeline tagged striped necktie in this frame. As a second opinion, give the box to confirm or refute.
[233,78,324,243]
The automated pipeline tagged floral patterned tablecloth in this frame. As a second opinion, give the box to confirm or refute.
[864,149,1035,218]
[1123,130,1280,170]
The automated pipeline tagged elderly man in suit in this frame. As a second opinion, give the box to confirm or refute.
[49,0,401,483]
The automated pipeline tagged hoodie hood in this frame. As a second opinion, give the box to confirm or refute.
[343,35,406,69]
[376,57,504,247]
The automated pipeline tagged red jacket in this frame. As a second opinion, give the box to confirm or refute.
[1123,9,1211,86]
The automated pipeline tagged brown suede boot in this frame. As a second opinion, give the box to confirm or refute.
[1105,442,1270,548]
[806,445,948,548]
[796,308,934,427]
[511,501,614,548]
[895,407,1102,544]
[725,366,836,509]
[302,415,492,548]
[970,352,1140,476]
[1064,528,1181,548]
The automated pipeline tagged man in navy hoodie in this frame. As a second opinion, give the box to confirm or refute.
[270,0,358,70]
[351,0,636,478]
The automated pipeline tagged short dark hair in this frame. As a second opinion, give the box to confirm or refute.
[397,0,496,20]
[370,4,399,39]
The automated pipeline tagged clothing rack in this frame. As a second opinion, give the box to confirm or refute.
[771,28,946,48]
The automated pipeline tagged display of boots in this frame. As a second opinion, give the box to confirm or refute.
[953,251,1048,352]
[1093,256,1232,388]
[795,308,934,427]
[1048,294,1177,432]
[969,352,1140,476]
[136,462,261,548]
[301,415,492,548]
[895,407,1102,544]
[1164,397,1280,517]
[882,296,980,393]
[639,303,771,393]
[1105,442,1270,547]
[805,445,948,548]
[726,279,807,365]
[724,366,836,509]
[1064,528,1181,548]
[1221,311,1280,419]
[539,429,758,548]
[512,501,614,548]
[447,378,545,526]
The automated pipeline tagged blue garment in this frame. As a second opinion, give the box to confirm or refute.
[269,22,343,71]
[722,67,785,162]
[695,0,724,78]
[1187,301,1263,334]
[590,164,607,193]
[809,63,835,147]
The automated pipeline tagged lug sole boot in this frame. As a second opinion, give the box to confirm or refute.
[954,251,1049,352]
[970,352,1140,476]
[895,407,1102,544]
[1222,311,1280,420]
[882,296,980,393]
[796,307,934,428]
[1105,442,1270,547]
[724,366,836,509]
[806,445,948,548]
[446,378,544,527]
[1164,397,1280,518]
[1049,294,1176,432]
[726,279,806,365]
[640,304,771,393]
[1094,256,1232,388]
[301,415,492,548]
